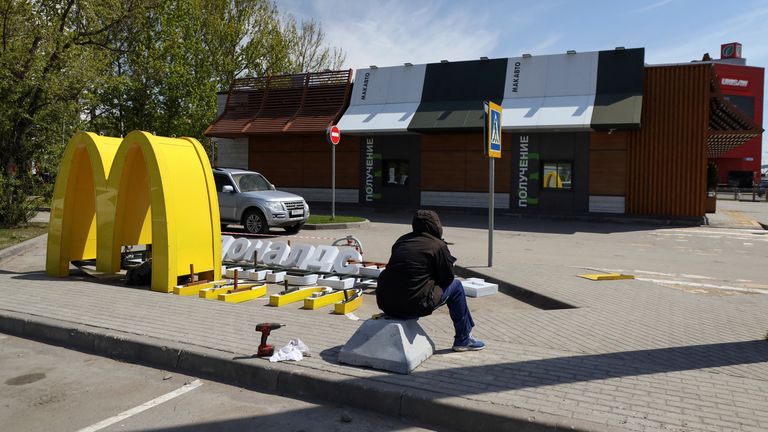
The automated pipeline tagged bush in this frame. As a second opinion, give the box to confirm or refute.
[0,174,42,228]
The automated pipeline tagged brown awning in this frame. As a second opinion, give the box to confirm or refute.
[708,67,762,158]
[205,70,352,138]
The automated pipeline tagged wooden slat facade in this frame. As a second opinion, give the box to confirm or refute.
[625,64,710,218]
[589,132,627,196]
[421,134,511,193]
[248,136,359,189]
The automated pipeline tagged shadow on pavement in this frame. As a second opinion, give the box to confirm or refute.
[320,339,768,395]
[125,405,415,432]
[309,203,678,235]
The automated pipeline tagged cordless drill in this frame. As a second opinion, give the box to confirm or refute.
[255,323,285,357]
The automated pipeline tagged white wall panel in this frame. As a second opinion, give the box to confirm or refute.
[281,188,359,203]
[421,191,510,209]
[589,196,625,214]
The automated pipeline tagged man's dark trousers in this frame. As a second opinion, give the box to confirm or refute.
[438,279,475,345]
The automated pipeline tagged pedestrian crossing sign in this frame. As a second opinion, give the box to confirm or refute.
[486,101,502,158]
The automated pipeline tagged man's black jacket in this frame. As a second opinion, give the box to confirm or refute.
[376,210,456,317]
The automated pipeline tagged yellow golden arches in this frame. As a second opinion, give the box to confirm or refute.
[543,171,564,188]
[46,130,222,293]
[46,132,121,277]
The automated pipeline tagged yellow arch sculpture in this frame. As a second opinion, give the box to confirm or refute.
[46,130,222,293]
[46,132,121,276]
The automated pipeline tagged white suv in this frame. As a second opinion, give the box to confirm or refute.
[213,167,309,234]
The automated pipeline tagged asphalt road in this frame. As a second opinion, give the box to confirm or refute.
[0,334,436,432]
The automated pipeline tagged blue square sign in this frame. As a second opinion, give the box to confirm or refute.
[486,101,502,158]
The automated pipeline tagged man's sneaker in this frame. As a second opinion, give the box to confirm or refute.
[452,337,485,352]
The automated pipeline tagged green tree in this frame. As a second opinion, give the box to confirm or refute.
[0,0,345,226]
[0,0,141,175]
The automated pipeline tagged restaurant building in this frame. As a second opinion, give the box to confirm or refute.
[206,47,762,222]
[709,43,764,187]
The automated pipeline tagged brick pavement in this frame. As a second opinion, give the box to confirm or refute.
[2,231,768,432]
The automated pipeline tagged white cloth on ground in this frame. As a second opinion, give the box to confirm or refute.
[268,338,311,362]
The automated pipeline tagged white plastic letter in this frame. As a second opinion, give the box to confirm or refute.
[262,241,290,265]
[280,243,316,269]
[333,248,363,274]
[226,238,251,261]
[305,245,339,272]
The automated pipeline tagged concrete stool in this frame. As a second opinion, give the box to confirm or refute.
[338,318,435,374]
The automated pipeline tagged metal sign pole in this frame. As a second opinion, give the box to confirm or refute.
[331,143,336,220]
[488,157,494,267]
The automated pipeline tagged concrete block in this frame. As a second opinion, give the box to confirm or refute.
[339,318,434,374]
[286,274,318,286]
[462,278,498,297]
[359,265,383,278]
[244,269,271,281]
[267,271,286,283]
[318,275,355,289]
[225,267,243,278]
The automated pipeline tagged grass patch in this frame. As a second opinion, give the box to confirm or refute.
[307,214,365,224]
[0,223,48,250]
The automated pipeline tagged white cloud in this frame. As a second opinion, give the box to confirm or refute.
[527,34,563,55]
[279,0,501,70]
[631,0,674,14]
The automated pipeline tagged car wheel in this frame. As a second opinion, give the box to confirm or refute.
[242,209,268,234]
[284,222,304,234]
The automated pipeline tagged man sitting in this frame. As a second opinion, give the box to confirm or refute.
[376,210,484,352]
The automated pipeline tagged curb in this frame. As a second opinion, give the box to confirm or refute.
[304,219,369,230]
[0,233,47,263]
[0,310,612,432]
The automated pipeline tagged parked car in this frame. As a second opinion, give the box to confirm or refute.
[213,167,309,234]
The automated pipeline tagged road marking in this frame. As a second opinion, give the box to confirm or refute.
[680,274,714,280]
[636,278,768,295]
[345,312,360,321]
[76,379,203,432]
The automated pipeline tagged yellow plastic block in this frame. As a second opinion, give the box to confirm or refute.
[200,283,260,299]
[199,286,231,299]
[173,280,226,296]
[269,287,329,307]
[333,294,363,315]
[218,284,267,303]
[578,273,635,281]
[303,290,348,310]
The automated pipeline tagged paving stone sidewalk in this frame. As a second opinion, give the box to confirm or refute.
[1,235,768,432]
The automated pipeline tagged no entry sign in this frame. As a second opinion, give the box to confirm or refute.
[327,125,341,145]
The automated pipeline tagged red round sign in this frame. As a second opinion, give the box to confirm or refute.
[328,125,341,145]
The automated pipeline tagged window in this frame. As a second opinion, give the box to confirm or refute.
[232,173,272,192]
[213,174,234,192]
[383,160,409,187]
[542,162,572,190]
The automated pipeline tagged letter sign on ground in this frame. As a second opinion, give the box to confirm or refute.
[327,125,341,145]
[486,102,502,159]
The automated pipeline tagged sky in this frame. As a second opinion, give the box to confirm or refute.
[276,0,768,167]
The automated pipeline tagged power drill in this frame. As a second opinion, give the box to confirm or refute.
[255,323,285,357]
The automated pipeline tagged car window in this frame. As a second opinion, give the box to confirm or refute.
[232,173,272,192]
[213,174,234,192]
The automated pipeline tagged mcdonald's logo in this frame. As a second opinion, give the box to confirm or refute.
[46,130,222,292]
[543,171,564,188]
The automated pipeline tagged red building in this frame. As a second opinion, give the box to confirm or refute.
[711,43,765,187]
